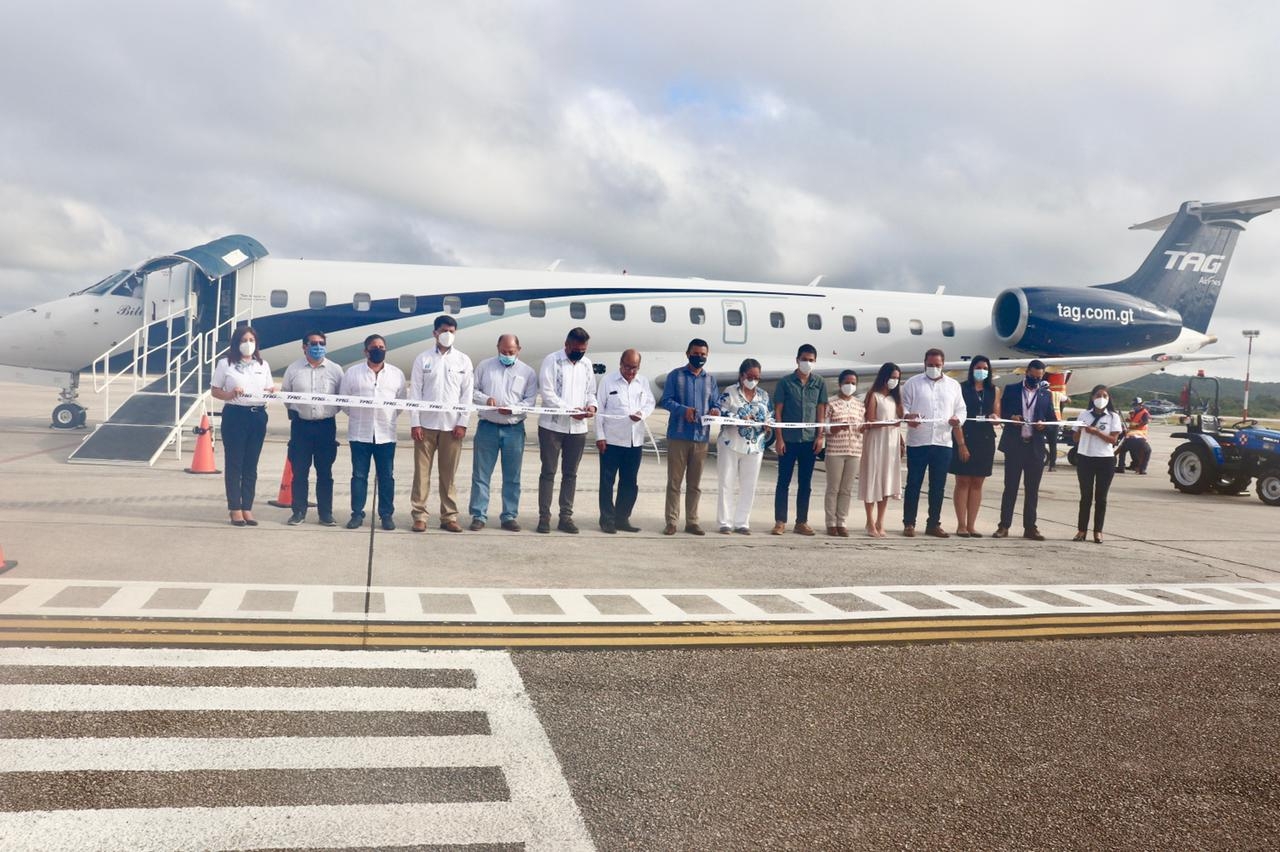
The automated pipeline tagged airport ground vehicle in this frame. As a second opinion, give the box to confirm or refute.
[1168,377,1280,505]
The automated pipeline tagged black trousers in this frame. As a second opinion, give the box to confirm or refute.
[1076,454,1116,532]
[221,405,268,511]
[599,444,643,525]
[288,416,338,516]
[999,439,1046,530]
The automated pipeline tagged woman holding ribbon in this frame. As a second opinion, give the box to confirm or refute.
[1073,384,1124,543]
[715,358,773,534]
[823,369,865,537]
[949,356,1000,537]
[210,325,277,526]
[858,362,904,537]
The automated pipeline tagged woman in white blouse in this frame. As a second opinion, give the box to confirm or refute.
[1072,384,1124,543]
[210,325,277,526]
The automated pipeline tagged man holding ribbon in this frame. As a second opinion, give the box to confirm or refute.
[281,330,344,527]
[995,359,1056,540]
[410,315,474,534]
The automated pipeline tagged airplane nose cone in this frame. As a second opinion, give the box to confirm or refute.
[0,307,42,369]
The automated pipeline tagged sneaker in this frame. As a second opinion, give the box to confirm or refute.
[469,519,486,531]
[346,515,365,530]
[557,519,579,534]
[501,520,522,532]
[287,511,306,526]
[536,519,551,534]
[617,520,641,533]
[318,514,338,527]
[734,527,751,535]
[380,516,396,531]
[719,526,732,534]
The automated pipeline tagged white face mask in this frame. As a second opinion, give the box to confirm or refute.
[1093,396,1109,409]
[886,378,899,390]
[925,365,943,380]
[797,360,814,376]
[743,379,759,390]
[841,383,857,397]
[973,369,989,382]
[239,340,256,357]
[437,331,455,348]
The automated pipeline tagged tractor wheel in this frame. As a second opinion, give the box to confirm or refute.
[1257,470,1280,507]
[1211,473,1253,495]
[1169,443,1214,494]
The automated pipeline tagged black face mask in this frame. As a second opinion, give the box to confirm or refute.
[688,355,706,369]
[566,349,585,363]
[1025,375,1041,388]
[367,349,387,364]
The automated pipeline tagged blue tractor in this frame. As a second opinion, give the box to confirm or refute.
[1168,377,1280,505]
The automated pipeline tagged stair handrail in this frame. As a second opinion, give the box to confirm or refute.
[90,305,193,421]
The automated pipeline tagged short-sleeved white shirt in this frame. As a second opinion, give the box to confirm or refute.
[211,358,273,406]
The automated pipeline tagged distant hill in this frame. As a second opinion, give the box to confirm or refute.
[1096,373,1280,418]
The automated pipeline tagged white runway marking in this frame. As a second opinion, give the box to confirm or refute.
[0,647,595,852]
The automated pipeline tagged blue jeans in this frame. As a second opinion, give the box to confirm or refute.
[904,444,953,529]
[469,420,525,523]
[774,441,817,524]
[350,440,396,519]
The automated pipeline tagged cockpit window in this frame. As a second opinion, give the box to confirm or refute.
[80,270,142,298]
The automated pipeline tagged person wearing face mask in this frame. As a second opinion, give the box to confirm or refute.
[715,358,773,534]
[469,334,538,532]
[995,359,1057,540]
[281,330,345,527]
[949,357,1000,537]
[859,362,904,537]
[823,369,865,537]
[772,344,828,536]
[536,327,598,534]
[597,349,656,534]
[340,334,407,531]
[659,339,720,536]
[211,324,277,526]
[409,316,475,534]
[1073,385,1124,543]
[900,348,967,538]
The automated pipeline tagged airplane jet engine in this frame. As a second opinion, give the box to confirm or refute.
[991,286,1184,356]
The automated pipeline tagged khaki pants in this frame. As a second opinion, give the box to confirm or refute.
[411,429,463,524]
[823,453,859,528]
[665,439,708,525]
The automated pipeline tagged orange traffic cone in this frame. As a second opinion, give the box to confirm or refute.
[1,542,15,574]
[186,414,220,474]
[267,459,316,508]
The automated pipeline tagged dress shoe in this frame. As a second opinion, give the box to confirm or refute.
[968,531,984,538]
[242,516,259,527]
[827,526,839,536]
[992,526,1009,538]
[1093,532,1104,544]
[719,526,732,534]
[501,520,521,532]
[902,526,916,538]
[318,515,338,527]
[470,519,486,531]
[734,527,751,535]
[616,520,641,533]
[1023,527,1045,541]
[601,522,617,534]
[380,516,396,531]
[287,511,306,526]
[925,526,950,539]
[1072,531,1087,542]
[229,516,247,527]
[685,524,705,536]
[836,527,849,538]
[536,519,551,534]
[440,520,463,533]
[770,522,786,536]
[346,515,364,529]
[794,523,815,536]
[557,519,580,534]
[412,519,427,533]
[955,530,971,538]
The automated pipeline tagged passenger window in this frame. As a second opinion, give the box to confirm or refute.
[309,291,327,310]
[770,311,785,329]
[909,319,924,335]
[610,303,626,321]
[807,314,822,330]
[270,290,288,308]
[353,293,371,312]
[443,295,461,315]
[488,298,505,316]
[529,299,546,318]
[842,315,857,332]
[650,306,667,323]
[398,294,417,314]
[690,307,706,325]
[877,317,890,333]
[726,309,743,327]
[570,301,586,319]
[942,321,956,337]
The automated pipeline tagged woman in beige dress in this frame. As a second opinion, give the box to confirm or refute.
[858,362,904,537]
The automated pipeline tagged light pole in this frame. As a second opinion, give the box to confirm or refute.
[1243,329,1261,419]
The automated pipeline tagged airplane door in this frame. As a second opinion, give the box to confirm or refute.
[721,299,747,345]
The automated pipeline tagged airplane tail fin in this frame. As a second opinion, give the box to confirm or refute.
[1095,195,1280,333]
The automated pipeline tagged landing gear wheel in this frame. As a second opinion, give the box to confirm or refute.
[51,403,86,430]
[1168,442,1213,494]
[1257,470,1280,506]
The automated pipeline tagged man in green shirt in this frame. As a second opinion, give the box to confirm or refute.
[772,344,828,535]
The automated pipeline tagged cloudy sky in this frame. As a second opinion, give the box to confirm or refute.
[2,0,1278,380]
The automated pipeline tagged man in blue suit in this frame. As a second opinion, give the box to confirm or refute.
[995,359,1056,540]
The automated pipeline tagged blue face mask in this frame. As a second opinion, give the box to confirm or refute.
[973,369,989,382]
[307,344,326,361]
[498,353,517,367]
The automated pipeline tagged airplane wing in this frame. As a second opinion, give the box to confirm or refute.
[1130,194,1280,230]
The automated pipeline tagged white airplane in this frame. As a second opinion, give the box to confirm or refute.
[0,196,1274,440]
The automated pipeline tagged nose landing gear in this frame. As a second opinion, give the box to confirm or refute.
[50,373,88,429]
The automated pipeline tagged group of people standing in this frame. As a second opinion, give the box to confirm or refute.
[211,322,1127,542]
